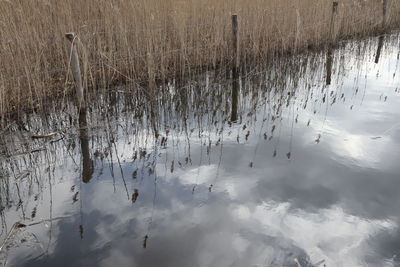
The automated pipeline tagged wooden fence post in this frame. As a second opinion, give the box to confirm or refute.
[382,0,389,28]
[231,14,239,122]
[65,33,85,110]
[329,2,339,45]
[375,0,388,63]
[326,2,338,85]
[294,9,301,52]
[232,14,239,80]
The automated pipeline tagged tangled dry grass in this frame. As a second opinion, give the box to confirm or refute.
[0,0,399,120]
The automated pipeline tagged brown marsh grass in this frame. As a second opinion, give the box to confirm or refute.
[0,0,400,121]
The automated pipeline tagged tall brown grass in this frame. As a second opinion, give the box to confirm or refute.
[0,0,399,121]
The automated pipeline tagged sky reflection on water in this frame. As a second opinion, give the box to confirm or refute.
[0,34,400,267]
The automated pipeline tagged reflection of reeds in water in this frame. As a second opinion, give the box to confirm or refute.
[0,34,399,252]
[1,0,400,118]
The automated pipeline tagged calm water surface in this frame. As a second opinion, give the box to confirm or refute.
[0,34,400,267]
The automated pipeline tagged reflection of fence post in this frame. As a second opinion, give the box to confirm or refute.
[231,78,239,122]
[375,36,385,64]
[326,49,333,85]
[328,2,339,45]
[79,110,94,183]
[65,33,85,111]
[231,14,239,122]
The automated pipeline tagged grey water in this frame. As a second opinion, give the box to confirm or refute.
[0,33,400,267]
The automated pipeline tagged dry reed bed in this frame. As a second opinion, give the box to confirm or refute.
[0,0,400,121]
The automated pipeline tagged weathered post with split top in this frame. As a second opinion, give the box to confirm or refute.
[65,32,85,111]
[65,33,92,183]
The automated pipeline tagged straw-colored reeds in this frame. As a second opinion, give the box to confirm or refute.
[0,0,399,119]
